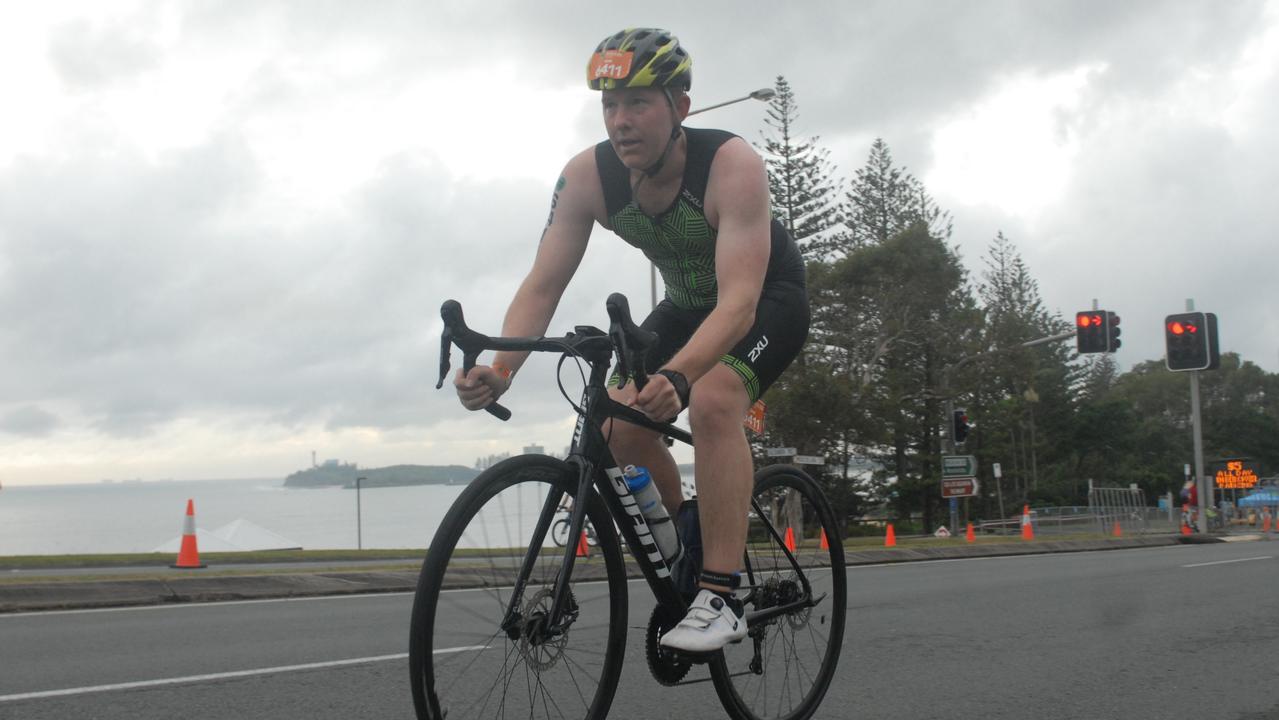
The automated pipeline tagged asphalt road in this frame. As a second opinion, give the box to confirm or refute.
[2,541,1276,720]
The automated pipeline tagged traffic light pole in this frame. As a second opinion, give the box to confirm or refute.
[1190,370,1209,533]
[1178,298,1212,532]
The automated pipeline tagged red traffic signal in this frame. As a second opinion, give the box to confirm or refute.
[1165,312,1219,371]
[1075,310,1119,353]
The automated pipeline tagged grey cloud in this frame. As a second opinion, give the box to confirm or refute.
[5,0,1278,480]
[0,405,60,436]
[0,118,559,438]
[47,14,164,90]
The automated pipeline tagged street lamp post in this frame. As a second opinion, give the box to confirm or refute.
[649,86,777,309]
[356,476,366,550]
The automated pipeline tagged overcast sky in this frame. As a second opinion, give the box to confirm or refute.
[2,0,1276,486]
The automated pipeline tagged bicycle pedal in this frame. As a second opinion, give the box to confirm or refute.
[670,649,717,665]
[668,637,745,665]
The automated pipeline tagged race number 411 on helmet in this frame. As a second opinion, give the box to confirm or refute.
[587,28,692,91]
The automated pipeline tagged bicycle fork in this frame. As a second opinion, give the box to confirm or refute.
[498,469,594,644]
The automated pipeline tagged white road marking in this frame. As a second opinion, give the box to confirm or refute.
[0,646,488,703]
[1181,556,1272,568]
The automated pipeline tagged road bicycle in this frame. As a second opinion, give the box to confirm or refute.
[551,508,599,548]
[410,293,846,720]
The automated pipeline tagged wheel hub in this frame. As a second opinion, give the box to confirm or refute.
[516,589,572,670]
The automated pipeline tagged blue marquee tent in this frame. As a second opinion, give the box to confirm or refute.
[1237,489,1279,507]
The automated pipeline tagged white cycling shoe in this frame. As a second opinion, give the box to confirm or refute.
[659,589,748,654]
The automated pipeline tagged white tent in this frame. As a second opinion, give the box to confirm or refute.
[152,518,301,553]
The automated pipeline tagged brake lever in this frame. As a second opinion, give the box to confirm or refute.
[605,293,658,392]
[438,299,512,421]
[609,325,631,390]
[436,327,452,390]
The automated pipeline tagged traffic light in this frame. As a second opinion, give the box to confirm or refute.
[1076,312,1104,353]
[1106,311,1121,352]
[1206,313,1221,370]
[1077,310,1121,353]
[1165,312,1220,371]
[952,409,969,445]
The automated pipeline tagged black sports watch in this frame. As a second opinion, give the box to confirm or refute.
[655,369,690,410]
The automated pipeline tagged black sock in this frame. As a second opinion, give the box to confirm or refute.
[699,569,743,616]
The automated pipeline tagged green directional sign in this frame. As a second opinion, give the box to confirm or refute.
[942,455,977,479]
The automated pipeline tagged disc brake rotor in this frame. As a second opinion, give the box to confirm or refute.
[518,588,571,671]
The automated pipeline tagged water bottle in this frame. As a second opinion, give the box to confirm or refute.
[623,465,681,564]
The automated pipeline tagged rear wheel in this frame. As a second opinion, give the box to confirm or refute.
[409,455,627,720]
[711,465,847,720]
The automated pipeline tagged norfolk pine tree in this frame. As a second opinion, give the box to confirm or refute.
[756,75,846,257]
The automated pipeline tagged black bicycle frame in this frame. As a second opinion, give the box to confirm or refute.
[505,354,695,635]
[439,297,823,640]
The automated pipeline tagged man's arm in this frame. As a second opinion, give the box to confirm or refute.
[634,138,771,419]
[454,149,603,411]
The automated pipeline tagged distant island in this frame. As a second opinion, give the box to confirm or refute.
[283,460,479,489]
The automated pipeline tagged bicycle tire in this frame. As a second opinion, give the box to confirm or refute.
[409,455,628,720]
[710,464,847,720]
[551,517,571,547]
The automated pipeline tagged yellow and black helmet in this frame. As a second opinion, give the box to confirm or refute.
[587,28,692,91]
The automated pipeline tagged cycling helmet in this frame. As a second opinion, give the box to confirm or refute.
[587,28,692,91]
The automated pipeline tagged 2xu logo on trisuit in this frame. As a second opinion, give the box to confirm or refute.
[590,50,634,80]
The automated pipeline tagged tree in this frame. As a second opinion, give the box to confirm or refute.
[840,139,952,254]
[815,223,979,530]
[967,232,1076,509]
[756,76,845,257]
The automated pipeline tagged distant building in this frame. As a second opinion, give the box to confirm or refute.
[523,444,545,455]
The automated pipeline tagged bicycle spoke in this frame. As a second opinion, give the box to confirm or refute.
[410,456,627,720]
[711,467,846,720]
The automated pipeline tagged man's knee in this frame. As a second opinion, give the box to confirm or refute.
[688,368,750,435]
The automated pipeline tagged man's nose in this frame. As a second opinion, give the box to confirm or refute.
[610,111,631,132]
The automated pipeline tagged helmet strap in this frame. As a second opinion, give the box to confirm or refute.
[642,87,684,178]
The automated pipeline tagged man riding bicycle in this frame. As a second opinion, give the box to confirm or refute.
[454,27,808,654]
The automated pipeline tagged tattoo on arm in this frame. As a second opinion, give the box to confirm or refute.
[540,175,567,244]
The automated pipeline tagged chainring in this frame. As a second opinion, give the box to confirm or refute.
[645,605,692,686]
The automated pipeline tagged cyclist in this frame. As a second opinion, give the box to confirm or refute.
[454,27,808,653]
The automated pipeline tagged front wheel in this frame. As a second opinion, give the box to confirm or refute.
[710,464,847,720]
[409,455,628,720]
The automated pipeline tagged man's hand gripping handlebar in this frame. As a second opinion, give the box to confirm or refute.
[436,300,513,421]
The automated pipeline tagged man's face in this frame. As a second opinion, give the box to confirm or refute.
[601,87,684,169]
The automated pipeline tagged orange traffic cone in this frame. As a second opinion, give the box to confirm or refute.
[575,530,591,558]
[1020,505,1034,541]
[884,523,897,548]
[965,522,975,544]
[171,499,206,569]
[784,527,797,552]
[1112,520,1123,538]
[819,528,829,550]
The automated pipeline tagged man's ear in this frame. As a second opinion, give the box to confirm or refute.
[675,91,692,120]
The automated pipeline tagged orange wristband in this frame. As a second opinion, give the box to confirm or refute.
[491,362,513,380]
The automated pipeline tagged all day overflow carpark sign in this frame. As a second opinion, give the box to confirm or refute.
[941,455,979,498]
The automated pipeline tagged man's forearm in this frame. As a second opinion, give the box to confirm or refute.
[663,303,755,383]
[492,282,562,374]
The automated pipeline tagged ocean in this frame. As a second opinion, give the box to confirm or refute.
[0,477,473,556]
